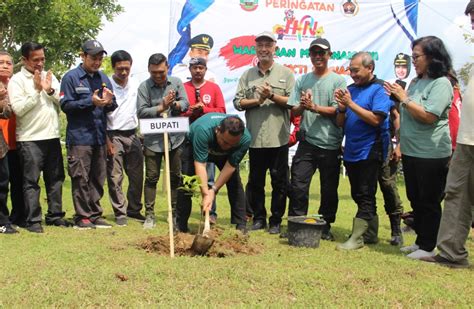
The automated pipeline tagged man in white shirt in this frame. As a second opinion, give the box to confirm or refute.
[8,42,68,233]
[106,50,144,226]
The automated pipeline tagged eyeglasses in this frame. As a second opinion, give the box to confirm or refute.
[411,54,425,61]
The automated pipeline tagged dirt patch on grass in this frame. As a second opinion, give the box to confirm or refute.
[138,226,263,257]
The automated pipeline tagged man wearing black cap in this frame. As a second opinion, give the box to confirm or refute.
[60,39,117,229]
[172,33,216,82]
[287,38,346,240]
[234,31,295,234]
[180,57,226,224]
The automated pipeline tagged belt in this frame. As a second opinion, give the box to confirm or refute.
[107,129,136,136]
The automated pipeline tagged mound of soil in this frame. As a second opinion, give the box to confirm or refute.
[138,227,263,257]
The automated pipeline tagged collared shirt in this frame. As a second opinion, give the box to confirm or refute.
[401,77,453,158]
[107,76,139,131]
[233,62,295,148]
[188,113,251,167]
[287,71,346,150]
[8,67,61,141]
[343,78,391,162]
[60,64,118,146]
[136,76,189,152]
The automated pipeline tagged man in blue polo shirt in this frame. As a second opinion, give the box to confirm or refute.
[60,39,117,229]
[334,52,391,250]
[176,113,250,233]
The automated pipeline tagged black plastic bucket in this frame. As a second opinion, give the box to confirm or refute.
[288,217,326,248]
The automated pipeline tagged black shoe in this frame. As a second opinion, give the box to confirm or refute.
[321,230,335,241]
[268,224,281,234]
[93,218,112,229]
[279,231,288,239]
[0,224,19,234]
[11,221,27,228]
[127,212,146,222]
[46,218,73,227]
[26,223,44,233]
[236,223,248,235]
[116,217,128,226]
[251,221,266,231]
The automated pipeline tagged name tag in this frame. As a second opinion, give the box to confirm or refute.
[140,117,189,134]
[75,87,90,94]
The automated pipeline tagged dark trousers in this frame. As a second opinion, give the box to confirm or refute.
[18,139,65,225]
[67,145,107,222]
[7,150,26,225]
[143,145,182,217]
[176,142,246,231]
[345,159,380,221]
[246,145,288,226]
[106,131,144,218]
[288,141,341,223]
[402,155,450,251]
[0,155,10,225]
[378,143,403,215]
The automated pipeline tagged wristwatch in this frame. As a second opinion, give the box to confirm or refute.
[269,93,275,101]
[336,107,346,114]
[400,97,411,108]
[211,185,219,194]
[47,89,55,96]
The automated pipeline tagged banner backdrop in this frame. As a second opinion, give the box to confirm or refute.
[168,0,421,114]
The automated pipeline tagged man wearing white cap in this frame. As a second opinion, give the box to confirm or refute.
[234,31,295,234]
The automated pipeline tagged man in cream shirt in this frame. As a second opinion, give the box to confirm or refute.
[8,42,68,233]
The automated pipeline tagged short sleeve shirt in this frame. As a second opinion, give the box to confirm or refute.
[343,79,391,162]
[400,77,453,158]
[287,71,346,150]
[188,113,251,167]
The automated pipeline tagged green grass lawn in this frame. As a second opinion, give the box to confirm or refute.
[1,170,473,307]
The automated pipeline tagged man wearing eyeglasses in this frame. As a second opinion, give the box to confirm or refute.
[286,38,346,240]
[181,57,225,224]
[234,31,295,234]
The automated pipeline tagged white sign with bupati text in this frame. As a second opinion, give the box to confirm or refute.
[139,117,189,134]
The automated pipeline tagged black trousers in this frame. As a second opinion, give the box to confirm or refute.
[402,155,450,251]
[288,141,341,223]
[7,150,26,225]
[18,139,65,225]
[246,145,288,226]
[345,158,380,221]
[0,155,10,225]
[176,142,246,231]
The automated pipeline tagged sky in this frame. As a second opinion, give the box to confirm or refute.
[96,0,473,83]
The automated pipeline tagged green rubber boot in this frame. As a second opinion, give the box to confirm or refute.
[336,218,368,250]
[363,215,379,244]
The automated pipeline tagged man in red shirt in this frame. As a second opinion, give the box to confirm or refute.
[181,57,226,224]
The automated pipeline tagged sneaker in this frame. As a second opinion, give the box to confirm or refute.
[400,243,420,253]
[209,215,217,225]
[26,223,44,233]
[420,254,470,269]
[74,219,96,230]
[236,223,248,235]
[407,249,436,260]
[143,216,156,229]
[46,218,73,227]
[127,212,146,222]
[0,224,19,234]
[116,217,128,227]
[268,224,281,235]
[93,218,112,229]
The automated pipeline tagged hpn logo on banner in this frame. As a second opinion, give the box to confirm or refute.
[240,0,258,11]
[139,117,190,135]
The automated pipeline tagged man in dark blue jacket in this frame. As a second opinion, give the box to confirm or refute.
[60,40,117,229]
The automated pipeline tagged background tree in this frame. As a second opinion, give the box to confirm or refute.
[0,0,123,75]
